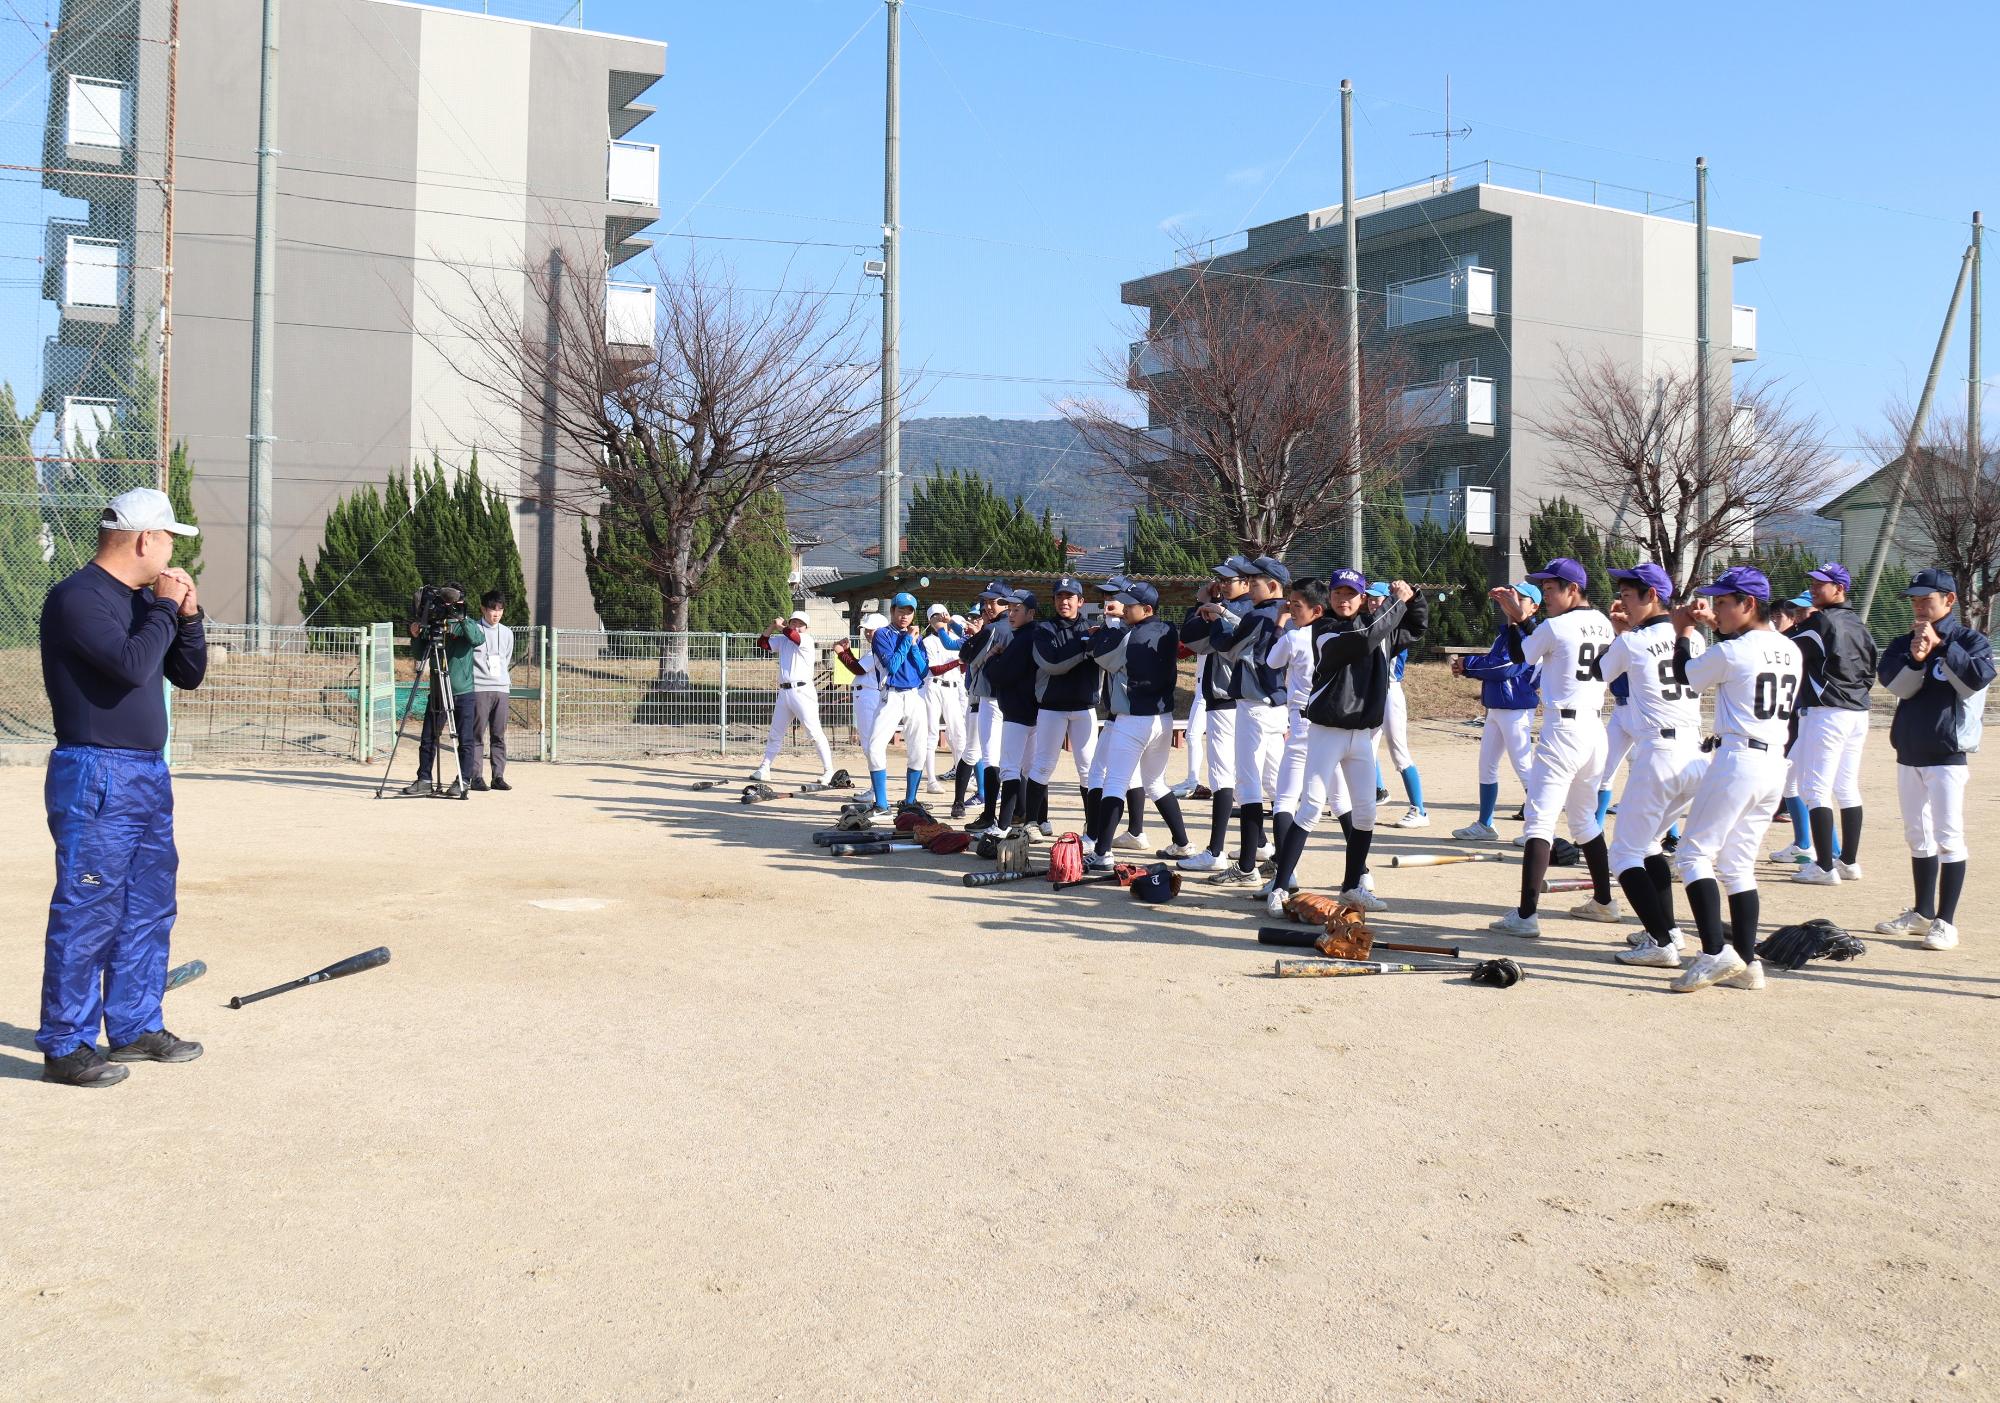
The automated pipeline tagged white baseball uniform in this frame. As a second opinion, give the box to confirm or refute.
[1518,607,1616,844]
[758,627,834,773]
[922,630,968,770]
[1596,617,1706,873]
[1676,628,1803,894]
[848,645,881,752]
[1270,625,1344,823]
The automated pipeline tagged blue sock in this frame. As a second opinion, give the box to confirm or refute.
[1784,796,1809,846]
[1668,823,1681,840]
[871,769,888,809]
[1400,765,1425,814]
[1478,781,1499,827]
[974,769,986,801]
[1374,762,1385,791]
[1595,787,1613,827]
[904,769,921,805]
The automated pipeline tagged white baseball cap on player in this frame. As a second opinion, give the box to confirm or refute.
[926,602,950,618]
[102,487,199,536]
[860,612,889,631]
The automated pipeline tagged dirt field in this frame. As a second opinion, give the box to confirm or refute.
[4,717,1996,1401]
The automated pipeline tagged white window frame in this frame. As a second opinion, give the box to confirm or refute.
[1464,485,1495,537]
[606,139,660,206]
[67,75,128,150]
[65,235,124,309]
[606,280,656,347]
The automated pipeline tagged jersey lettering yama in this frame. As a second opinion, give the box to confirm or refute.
[1598,616,1703,738]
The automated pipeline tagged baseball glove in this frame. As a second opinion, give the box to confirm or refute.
[1282,891,1349,928]
[835,808,877,833]
[1048,833,1086,886]
[1756,918,1867,972]
[740,782,780,804]
[1549,837,1581,867]
[1313,903,1374,961]
[997,830,1033,875]
[894,801,937,829]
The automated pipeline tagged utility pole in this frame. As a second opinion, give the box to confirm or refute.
[246,0,280,635]
[1341,78,1362,569]
[1971,211,1983,469]
[878,0,902,570]
[1692,156,1709,582]
[1856,243,1975,621]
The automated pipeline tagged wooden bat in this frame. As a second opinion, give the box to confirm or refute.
[229,947,391,1009]
[1387,852,1509,868]
[1255,928,1458,957]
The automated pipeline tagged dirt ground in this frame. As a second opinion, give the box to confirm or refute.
[4,715,1996,1402]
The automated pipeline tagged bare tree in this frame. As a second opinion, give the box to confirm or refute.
[1060,254,1424,558]
[1866,408,2000,630]
[1526,349,1837,585]
[439,245,880,682]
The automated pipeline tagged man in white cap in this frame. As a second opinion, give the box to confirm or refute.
[921,602,969,804]
[35,488,207,1088]
[835,612,890,776]
[752,606,836,785]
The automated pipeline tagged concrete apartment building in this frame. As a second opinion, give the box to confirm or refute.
[39,0,665,625]
[1122,173,1762,580]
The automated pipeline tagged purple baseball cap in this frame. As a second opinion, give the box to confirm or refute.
[1609,563,1675,601]
[1807,561,1851,590]
[1526,557,1588,589]
[1695,566,1772,602]
[1329,568,1369,594]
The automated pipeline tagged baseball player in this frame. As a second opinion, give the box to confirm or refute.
[1084,578,1158,853]
[1085,582,1193,868]
[1201,555,1290,886]
[1262,576,1336,904]
[834,611,888,769]
[1487,557,1620,939]
[1873,569,1994,951]
[1789,561,1878,886]
[1660,566,1803,992]
[1596,565,1708,965]
[1027,577,1101,837]
[982,589,1043,834]
[1266,571,1427,918]
[1769,591,1819,862]
[1364,581,1429,828]
[1178,558,1254,870]
[957,582,1012,831]
[921,603,970,807]
[861,591,931,814]
[1452,582,1543,840]
[751,608,836,785]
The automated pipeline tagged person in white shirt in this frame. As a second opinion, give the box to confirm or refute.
[752,607,836,784]
[921,603,969,803]
[1660,566,1804,993]
[467,589,515,792]
[835,612,888,763]
[1487,557,1620,939]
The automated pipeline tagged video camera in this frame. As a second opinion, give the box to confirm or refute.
[412,583,467,637]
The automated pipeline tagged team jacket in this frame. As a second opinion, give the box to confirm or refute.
[870,625,930,691]
[1878,616,1995,767]
[960,619,1010,700]
[1180,605,1244,705]
[1303,595,1429,730]
[1462,632,1540,711]
[1211,598,1286,706]
[1092,617,1179,717]
[1793,603,1879,711]
[984,624,1042,725]
[1030,615,1099,711]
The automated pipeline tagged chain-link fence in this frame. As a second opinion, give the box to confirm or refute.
[165,625,369,766]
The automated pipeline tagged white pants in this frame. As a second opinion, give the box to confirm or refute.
[1523,714,1609,844]
[1599,704,1636,792]
[864,687,928,774]
[1233,701,1287,805]
[1795,706,1869,809]
[1898,763,1970,861]
[1374,680,1412,773]
[1276,711,1345,827]
[998,719,1035,782]
[853,686,881,752]
[1677,740,1786,894]
[1029,708,1097,786]
[1783,727,1803,800]
[1203,703,1240,790]
[1184,692,1208,786]
[928,680,967,767]
[1298,725,1377,832]
[1097,713,1175,801]
[1478,707,1537,786]
[761,685,834,773]
[1606,740,1706,873]
[966,697,1004,768]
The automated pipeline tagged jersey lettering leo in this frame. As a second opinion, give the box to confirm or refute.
[1597,617,1704,737]
[1522,608,1616,714]
[1685,629,1803,749]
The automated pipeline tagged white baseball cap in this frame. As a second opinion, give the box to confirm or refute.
[926,602,949,618]
[860,612,889,631]
[786,606,810,624]
[103,487,198,536]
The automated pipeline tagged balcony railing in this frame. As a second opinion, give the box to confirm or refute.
[1386,266,1496,330]
[1128,332,1208,380]
[606,280,656,348]
[607,139,659,206]
[1731,304,1757,357]
[1134,425,1173,463]
[1394,375,1496,434]
[67,75,128,152]
[55,228,123,313]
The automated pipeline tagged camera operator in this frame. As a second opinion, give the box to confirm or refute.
[400,584,485,798]
[467,590,513,792]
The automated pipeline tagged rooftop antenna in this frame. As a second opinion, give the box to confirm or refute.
[1411,75,1472,191]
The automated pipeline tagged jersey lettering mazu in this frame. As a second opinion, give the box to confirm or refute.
[1512,608,1615,715]
[1597,615,1703,738]
[1681,629,1804,749]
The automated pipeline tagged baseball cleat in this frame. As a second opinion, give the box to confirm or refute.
[1567,896,1625,923]
[1375,787,1389,802]
[1391,806,1430,829]
[949,803,967,820]
[1207,865,1260,888]
[1452,821,1499,841]
[1791,863,1841,886]
[1876,908,1931,935]
[1669,948,1745,993]
[1615,940,1681,968]
[1265,888,1296,919]
[1081,852,1113,874]
[1835,860,1864,882]
[1769,842,1809,863]
[1923,919,1960,950]
[1720,958,1766,991]
[1338,886,1388,913]
[1156,842,1194,859]
[1114,832,1152,853]
[1178,850,1225,873]
[1487,910,1541,939]
[1625,926,1688,952]
[1511,833,1530,848]
[749,764,771,782]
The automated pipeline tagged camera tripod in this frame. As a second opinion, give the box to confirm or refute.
[373,624,471,800]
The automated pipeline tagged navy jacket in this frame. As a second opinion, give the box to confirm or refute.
[41,563,208,751]
[1092,616,1179,717]
[1795,604,1879,711]
[1463,631,1539,711]
[1878,616,1994,766]
[985,623,1042,725]
[1304,596,1428,730]
[1212,597,1286,705]
[961,619,1010,701]
[1030,615,1099,712]
[1180,603,1244,704]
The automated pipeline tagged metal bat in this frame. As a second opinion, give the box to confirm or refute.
[1542,877,1595,892]
[228,947,391,1009]
[164,959,207,993]
[689,778,730,791]
[1255,928,1459,957]
[1275,955,1522,986]
[1387,852,1508,868]
[962,867,1047,888]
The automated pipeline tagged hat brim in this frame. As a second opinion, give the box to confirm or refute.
[1902,585,1949,597]
[1694,583,1765,599]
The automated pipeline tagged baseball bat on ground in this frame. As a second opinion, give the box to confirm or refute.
[228,947,391,1009]
[164,959,207,993]
[1542,877,1595,893]
[1275,955,1523,986]
[1254,928,1459,957]
[688,778,730,791]
[962,867,1046,887]
[1387,852,1508,868]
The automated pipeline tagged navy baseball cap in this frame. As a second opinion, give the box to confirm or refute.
[1329,568,1369,594]
[1695,566,1772,602]
[1807,561,1852,589]
[1904,568,1958,596]
[1609,563,1675,601]
[979,579,1011,601]
[1248,555,1292,586]
[1096,574,1129,594]
[891,591,919,610]
[1209,559,1240,579]
[1114,582,1160,608]
[1128,863,1180,903]
[1223,554,1259,576]
[1365,581,1391,598]
[1053,576,1083,596]
[1512,580,1544,605]
[1010,590,1039,611]
[1526,557,1588,589]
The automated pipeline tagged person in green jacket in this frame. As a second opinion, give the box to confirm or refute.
[402,587,485,798]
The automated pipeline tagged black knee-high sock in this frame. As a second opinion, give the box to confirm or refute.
[1645,853,1677,931]
[1272,818,1311,891]
[1618,867,1671,941]
[1341,826,1375,893]
[1809,806,1838,870]
[1205,787,1234,855]
[1911,854,1940,918]
[952,760,973,809]
[996,778,1021,830]
[978,766,999,823]
[1271,809,1295,859]
[1126,788,1145,835]
[1727,889,1760,964]
[1939,860,1968,923]
[1686,877,1727,956]
[1581,834,1613,905]
[1083,786,1101,837]
[1335,811,1370,878]
[1025,779,1048,827]
[1839,805,1863,864]
[1518,838,1552,918]
[1093,796,1124,856]
[1154,793,1190,848]
[1237,802,1265,872]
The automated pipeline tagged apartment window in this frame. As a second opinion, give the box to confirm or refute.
[1404,467,1465,528]
[65,236,123,308]
[67,75,127,150]
[61,396,118,456]
[1465,486,1495,536]
[606,280,656,347]
[607,140,660,205]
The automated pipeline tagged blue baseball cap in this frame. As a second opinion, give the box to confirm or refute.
[1807,561,1852,590]
[1786,592,1812,608]
[1512,581,1544,605]
[1365,581,1391,598]
[891,591,919,610]
[1329,568,1369,595]
[1526,557,1588,589]
[1609,563,1675,601]
[1695,566,1772,602]
[1904,568,1958,597]
[1248,555,1292,586]
[1209,559,1240,579]
[1114,582,1160,608]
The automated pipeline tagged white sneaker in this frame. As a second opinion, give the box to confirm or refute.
[1265,889,1293,919]
[1114,831,1151,853]
[1256,843,1276,863]
[1923,919,1960,950]
[1253,878,1277,900]
[1615,941,1681,968]
[1487,910,1541,938]
[1392,806,1430,829]
[1169,780,1196,799]
[1178,850,1224,873]
[1567,896,1625,924]
[1670,948,1746,993]
[1035,821,1054,838]
[1358,872,1378,896]
[1453,821,1499,841]
[1721,957,1766,990]
[1791,863,1841,887]
[1157,842,1194,859]
[819,771,837,787]
[1836,860,1864,882]
[1511,833,1530,848]
[1769,842,1809,863]
[1876,908,1930,935]
[1625,926,1688,952]
[1340,886,1388,913]
[749,764,771,782]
